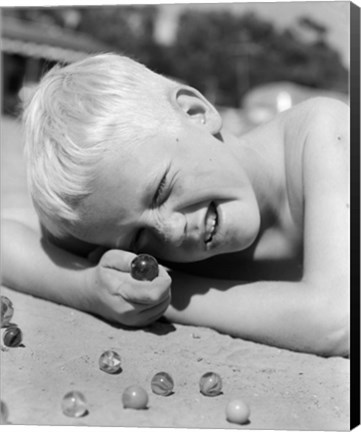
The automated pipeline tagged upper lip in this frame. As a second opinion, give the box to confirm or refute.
[204,201,218,244]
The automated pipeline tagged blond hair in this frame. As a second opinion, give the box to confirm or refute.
[23,53,178,238]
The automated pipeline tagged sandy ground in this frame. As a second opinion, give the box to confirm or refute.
[1,115,350,429]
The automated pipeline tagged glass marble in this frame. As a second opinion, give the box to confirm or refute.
[131,254,159,281]
[1,296,14,327]
[151,372,174,396]
[122,385,148,409]
[61,391,88,418]
[199,372,223,396]
[225,399,250,425]
[3,326,22,347]
[0,400,9,424]
[98,350,122,374]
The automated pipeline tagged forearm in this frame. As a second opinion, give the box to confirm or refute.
[1,219,93,312]
[166,271,349,356]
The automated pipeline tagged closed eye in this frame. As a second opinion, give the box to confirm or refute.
[153,167,170,206]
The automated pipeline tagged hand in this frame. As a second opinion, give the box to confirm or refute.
[86,249,171,327]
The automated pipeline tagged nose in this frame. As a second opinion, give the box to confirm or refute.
[153,211,186,247]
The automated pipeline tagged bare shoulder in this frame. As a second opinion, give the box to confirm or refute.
[298,97,349,184]
[251,96,349,164]
[278,96,349,195]
[296,98,350,280]
[281,96,349,142]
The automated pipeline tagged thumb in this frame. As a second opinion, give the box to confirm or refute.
[100,249,137,272]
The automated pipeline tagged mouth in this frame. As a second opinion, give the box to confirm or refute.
[204,201,218,247]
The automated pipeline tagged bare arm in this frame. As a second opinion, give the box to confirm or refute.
[1,219,171,326]
[166,98,350,357]
[1,219,94,311]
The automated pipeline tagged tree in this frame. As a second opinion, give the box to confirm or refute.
[298,16,328,43]
[3,6,348,107]
[75,6,161,68]
[171,9,348,106]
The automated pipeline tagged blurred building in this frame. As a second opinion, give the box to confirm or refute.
[1,15,110,115]
[217,80,349,137]
[242,81,349,126]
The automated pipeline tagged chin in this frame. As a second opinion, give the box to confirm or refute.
[240,230,260,251]
[219,225,260,255]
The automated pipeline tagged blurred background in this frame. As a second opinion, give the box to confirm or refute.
[2,2,350,128]
[0,2,350,214]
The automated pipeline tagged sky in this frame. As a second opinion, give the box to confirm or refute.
[154,1,351,68]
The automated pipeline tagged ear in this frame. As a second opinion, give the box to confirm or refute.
[170,86,222,135]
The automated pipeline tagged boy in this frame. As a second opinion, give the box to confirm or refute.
[2,53,349,357]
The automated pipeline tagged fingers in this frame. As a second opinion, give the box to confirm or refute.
[100,250,171,305]
[123,266,171,304]
[100,249,137,272]
[131,295,171,327]
[128,282,171,306]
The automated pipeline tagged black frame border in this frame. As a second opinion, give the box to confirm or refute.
[350,1,360,430]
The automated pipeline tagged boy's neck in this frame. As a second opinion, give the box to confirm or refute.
[223,129,285,225]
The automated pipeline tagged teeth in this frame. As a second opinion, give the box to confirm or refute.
[205,203,218,244]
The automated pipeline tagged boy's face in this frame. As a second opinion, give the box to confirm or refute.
[76,121,261,263]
